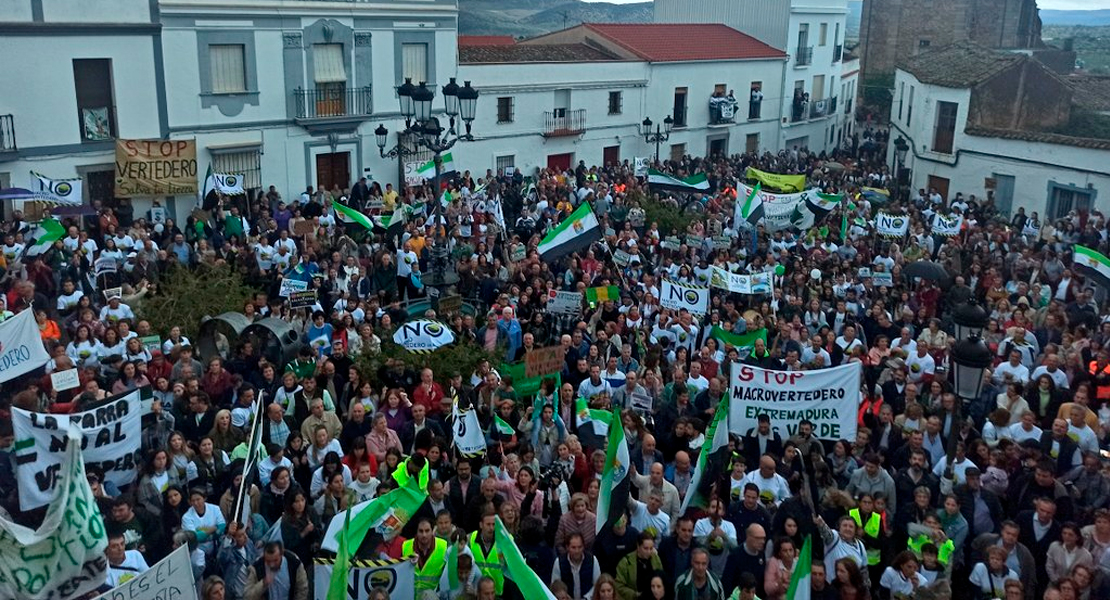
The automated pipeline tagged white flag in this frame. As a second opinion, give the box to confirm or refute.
[0,309,51,384]
[452,398,485,457]
[30,171,83,205]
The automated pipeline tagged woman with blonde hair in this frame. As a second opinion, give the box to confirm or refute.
[207,409,243,454]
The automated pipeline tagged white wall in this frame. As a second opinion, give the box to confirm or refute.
[889,70,1108,217]
[42,0,151,23]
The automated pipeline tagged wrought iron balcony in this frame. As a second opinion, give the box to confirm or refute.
[0,115,15,156]
[796,46,813,66]
[294,86,372,120]
[543,109,586,137]
[709,96,738,125]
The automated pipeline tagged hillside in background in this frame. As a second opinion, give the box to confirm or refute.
[1043,24,1110,73]
[459,0,653,37]
[1040,9,1110,26]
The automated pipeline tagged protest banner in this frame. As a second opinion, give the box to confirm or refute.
[314,558,415,600]
[633,157,649,177]
[510,244,527,262]
[114,139,198,197]
[525,345,566,378]
[708,267,773,295]
[746,166,806,193]
[403,162,424,187]
[392,320,455,353]
[437,294,463,315]
[712,236,732,250]
[289,289,318,309]
[873,272,894,287]
[729,362,860,441]
[876,212,910,237]
[660,279,709,315]
[12,387,147,510]
[0,427,109,600]
[736,183,825,231]
[546,291,582,317]
[92,545,197,600]
[685,234,705,249]
[613,249,632,266]
[140,334,162,353]
[50,368,80,392]
[1022,220,1040,238]
[0,308,51,384]
[95,257,118,277]
[31,171,84,205]
[279,277,309,298]
[662,236,682,251]
[932,214,963,237]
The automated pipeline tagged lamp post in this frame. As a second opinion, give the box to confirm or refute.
[893,135,909,201]
[376,77,479,293]
[945,334,992,478]
[641,115,673,163]
[952,299,989,341]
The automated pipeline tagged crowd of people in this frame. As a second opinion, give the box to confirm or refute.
[1,126,1110,600]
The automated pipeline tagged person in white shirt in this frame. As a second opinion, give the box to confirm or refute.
[1031,354,1069,389]
[879,552,925,599]
[99,296,136,325]
[905,345,936,385]
[693,497,738,547]
[629,491,672,541]
[105,533,150,588]
[969,547,1019,599]
[347,463,381,503]
[1067,405,1100,454]
[181,489,227,555]
[991,350,1030,386]
[890,328,918,356]
[1007,411,1042,444]
[741,456,791,507]
[834,325,864,365]
[686,361,710,394]
[550,533,601,600]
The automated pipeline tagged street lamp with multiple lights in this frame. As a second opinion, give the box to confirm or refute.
[944,303,992,476]
[375,77,479,291]
[641,115,673,163]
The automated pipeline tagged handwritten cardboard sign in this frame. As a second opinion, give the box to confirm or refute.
[289,289,318,309]
[50,369,80,392]
[114,139,198,197]
[526,345,567,378]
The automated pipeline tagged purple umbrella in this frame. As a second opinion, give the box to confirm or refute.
[0,187,35,200]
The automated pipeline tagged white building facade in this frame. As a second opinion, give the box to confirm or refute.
[889,46,1108,219]
[654,0,857,154]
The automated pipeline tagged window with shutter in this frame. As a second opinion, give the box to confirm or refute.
[209,45,247,94]
[402,43,428,84]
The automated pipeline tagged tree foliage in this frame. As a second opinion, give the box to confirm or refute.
[632,189,698,236]
[354,337,500,390]
[138,263,256,339]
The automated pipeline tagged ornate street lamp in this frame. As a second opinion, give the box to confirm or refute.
[952,300,989,341]
[642,115,674,163]
[950,335,993,402]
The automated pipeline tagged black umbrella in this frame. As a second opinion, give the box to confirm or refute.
[903,260,950,284]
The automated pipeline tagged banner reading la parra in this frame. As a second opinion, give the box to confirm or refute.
[729,362,861,441]
[115,139,198,197]
[12,387,146,510]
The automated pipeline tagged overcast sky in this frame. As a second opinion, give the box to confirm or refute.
[579,0,1110,9]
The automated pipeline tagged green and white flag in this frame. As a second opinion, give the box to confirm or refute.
[647,168,710,192]
[23,217,65,258]
[681,394,731,513]
[493,414,516,437]
[320,485,427,553]
[495,517,558,600]
[1075,245,1110,291]
[333,200,375,232]
[575,397,611,451]
[597,407,630,534]
[538,201,601,261]
[737,182,764,227]
[785,535,812,600]
[417,152,455,178]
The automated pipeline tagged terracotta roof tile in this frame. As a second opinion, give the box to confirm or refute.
[580,23,786,62]
[898,42,1022,88]
[458,35,517,47]
[966,127,1110,150]
[459,43,621,64]
[1067,74,1110,113]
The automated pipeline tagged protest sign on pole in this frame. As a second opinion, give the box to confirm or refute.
[729,362,860,441]
[525,345,567,378]
[12,387,147,510]
[876,212,910,237]
[314,558,415,600]
[546,291,582,317]
[659,279,709,315]
[0,427,109,600]
[92,545,197,600]
[0,308,51,384]
[708,267,773,294]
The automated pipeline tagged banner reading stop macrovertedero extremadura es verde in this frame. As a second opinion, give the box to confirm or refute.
[729,362,861,441]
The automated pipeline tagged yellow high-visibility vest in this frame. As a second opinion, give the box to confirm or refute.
[850,508,882,565]
[469,532,504,594]
[403,537,448,594]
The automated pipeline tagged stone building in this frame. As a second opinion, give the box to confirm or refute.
[859,0,1043,82]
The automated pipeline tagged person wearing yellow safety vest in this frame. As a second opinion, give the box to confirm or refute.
[469,512,505,595]
[393,453,430,492]
[403,518,448,599]
[848,493,887,588]
[907,513,955,571]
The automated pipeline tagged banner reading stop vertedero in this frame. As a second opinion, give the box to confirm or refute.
[728,362,861,441]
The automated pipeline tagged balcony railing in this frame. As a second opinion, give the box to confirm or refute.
[810,99,829,119]
[796,46,813,66]
[833,44,843,62]
[0,115,15,154]
[543,109,586,137]
[294,86,372,119]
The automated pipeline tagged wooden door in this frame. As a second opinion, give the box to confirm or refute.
[547,153,573,172]
[927,175,949,202]
[315,152,350,192]
[602,145,620,167]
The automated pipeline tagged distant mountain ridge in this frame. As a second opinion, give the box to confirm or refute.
[1040,9,1110,26]
[459,0,653,37]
